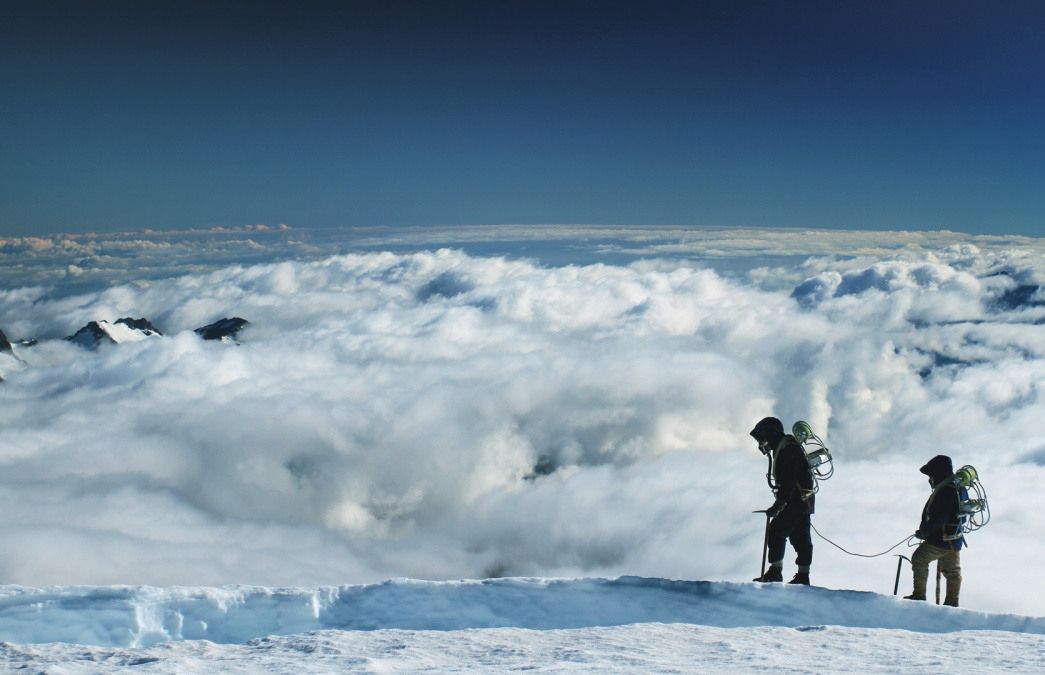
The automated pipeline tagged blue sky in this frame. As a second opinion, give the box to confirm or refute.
[2,0,1044,237]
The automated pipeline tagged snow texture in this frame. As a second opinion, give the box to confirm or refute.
[1,577,1043,673]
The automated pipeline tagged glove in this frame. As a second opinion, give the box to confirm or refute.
[914,528,927,540]
[765,501,784,519]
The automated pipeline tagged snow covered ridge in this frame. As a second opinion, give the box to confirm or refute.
[1,317,248,353]
[65,317,164,348]
[0,314,245,382]
[1,577,1043,649]
[58,316,248,349]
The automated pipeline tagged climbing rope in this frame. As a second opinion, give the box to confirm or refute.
[810,522,916,559]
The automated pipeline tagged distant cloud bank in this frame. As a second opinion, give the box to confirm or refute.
[2,224,1042,298]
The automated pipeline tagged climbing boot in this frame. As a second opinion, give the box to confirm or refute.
[788,572,810,585]
[903,593,926,601]
[753,567,783,583]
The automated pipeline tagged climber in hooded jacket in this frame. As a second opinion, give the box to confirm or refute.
[905,454,965,606]
[750,416,815,585]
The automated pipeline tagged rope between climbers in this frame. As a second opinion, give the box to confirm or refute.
[810,522,916,558]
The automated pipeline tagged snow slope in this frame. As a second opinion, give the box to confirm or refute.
[1,577,1043,672]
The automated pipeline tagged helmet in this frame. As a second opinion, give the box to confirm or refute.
[750,417,784,452]
[792,421,813,443]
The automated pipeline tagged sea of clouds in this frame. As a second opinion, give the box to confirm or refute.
[0,226,1042,616]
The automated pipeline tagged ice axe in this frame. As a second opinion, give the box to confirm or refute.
[893,554,942,603]
[892,554,910,595]
[753,510,770,579]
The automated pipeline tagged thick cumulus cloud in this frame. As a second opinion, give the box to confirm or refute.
[0,239,1044,615]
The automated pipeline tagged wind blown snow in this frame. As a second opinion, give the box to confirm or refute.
[1,232,1044,624]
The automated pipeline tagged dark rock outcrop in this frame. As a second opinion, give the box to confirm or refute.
[66,321,112,347]
[194,317,250,341]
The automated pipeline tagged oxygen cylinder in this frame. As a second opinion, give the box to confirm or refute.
[955,465,978,488]
[791,420,834,484]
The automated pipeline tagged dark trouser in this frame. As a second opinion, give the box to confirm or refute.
[911,543,961,606]
[767,505,813,568]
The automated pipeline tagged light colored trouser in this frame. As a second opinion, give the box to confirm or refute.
[911,543,962,605]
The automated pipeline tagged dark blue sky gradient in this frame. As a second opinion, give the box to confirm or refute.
[3,0,1044,236]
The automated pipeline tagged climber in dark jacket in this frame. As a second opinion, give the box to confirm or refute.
[750,416,815,585]
[905,454,965,606]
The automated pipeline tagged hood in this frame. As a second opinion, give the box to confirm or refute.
[920,454,954,482]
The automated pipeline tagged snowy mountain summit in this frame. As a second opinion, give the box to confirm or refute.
[58,316,250,349]
[65,317,163,348]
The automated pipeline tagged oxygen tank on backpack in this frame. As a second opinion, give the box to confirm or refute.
[791,420,834,494]
[944,465,990,540]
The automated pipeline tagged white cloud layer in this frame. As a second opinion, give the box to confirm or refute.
[3,224,1042,298]
[0,229,1043,615]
